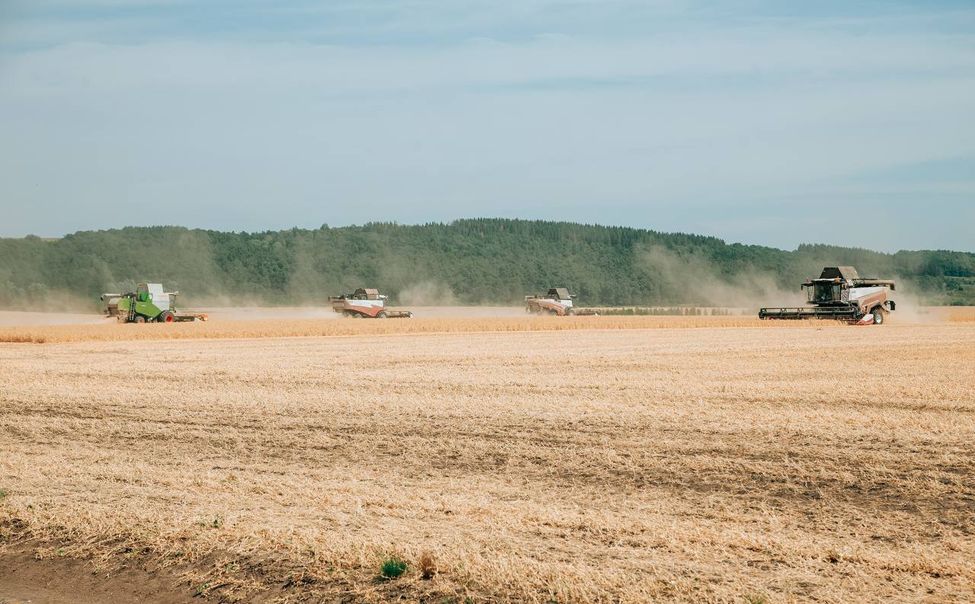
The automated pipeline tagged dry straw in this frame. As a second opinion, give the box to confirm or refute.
[2,324,973,601]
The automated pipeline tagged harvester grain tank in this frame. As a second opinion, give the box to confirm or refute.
[759,267,895,325]
[101,283,208,323]
[329,288,413,318]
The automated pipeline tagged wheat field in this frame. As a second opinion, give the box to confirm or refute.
[1,320,974,602]
[0,315,810,344]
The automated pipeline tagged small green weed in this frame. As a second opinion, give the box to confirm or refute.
[380,557,407,580]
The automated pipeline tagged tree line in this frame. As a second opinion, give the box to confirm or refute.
[1,219,972,309]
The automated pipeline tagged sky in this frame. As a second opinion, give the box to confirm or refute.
[0,1,973,252]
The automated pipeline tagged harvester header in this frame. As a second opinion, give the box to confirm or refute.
[759,267,895,325]
[524,287,598,316]
[525,288,575,316]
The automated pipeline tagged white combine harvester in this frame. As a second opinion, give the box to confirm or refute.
[524,287,598,316]
[759,267,896,325]
[329,288,413,319]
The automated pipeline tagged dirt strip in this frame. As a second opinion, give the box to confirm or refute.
[0,544,195,604]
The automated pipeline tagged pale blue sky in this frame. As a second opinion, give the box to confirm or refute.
[1,1,973,251]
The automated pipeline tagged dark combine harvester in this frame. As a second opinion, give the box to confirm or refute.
[759,266,896,325]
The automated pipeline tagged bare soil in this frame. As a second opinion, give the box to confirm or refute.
[0,543,193,604]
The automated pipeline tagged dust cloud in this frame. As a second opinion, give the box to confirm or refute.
[635,245,957,322]
[397,281,459,306]
[885,278,949,324]
[637,244,804,309]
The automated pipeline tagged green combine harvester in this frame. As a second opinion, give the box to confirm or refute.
[101,283,208,323]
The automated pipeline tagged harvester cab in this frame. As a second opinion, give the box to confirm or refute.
[525,287,576,316]
[760,267,895,325]
[329,288,413,318]
[353,288,385,301]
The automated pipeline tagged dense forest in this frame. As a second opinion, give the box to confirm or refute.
[1,219,973,309]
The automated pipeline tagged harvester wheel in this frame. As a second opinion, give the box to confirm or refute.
[159,311,176,323]
[377,311,388,319]
[872,307,885,325]
[134,315,146,324]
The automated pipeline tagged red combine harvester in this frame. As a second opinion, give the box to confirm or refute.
[329,288,413,319]
[759,267,895,325]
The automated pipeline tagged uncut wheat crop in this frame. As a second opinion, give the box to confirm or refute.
[0,314,824,344]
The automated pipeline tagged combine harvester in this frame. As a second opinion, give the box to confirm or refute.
[101,283,208,323]
[759,267,895,325]
[329,288,413,318]
[524,287,598,316]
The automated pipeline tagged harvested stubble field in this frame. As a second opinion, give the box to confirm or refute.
[1,317,974,603]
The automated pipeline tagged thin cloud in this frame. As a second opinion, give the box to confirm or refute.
[0,1,973,251]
